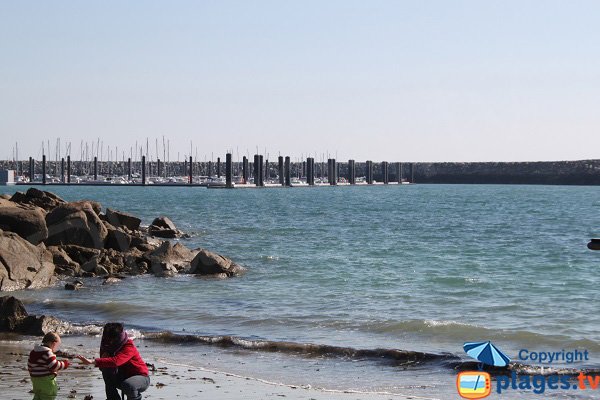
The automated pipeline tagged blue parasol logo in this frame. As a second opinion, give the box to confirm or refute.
[463,341,511,367]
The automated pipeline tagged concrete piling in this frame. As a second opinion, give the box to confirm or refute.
[226,153,233,188]
[253,155,260,186]
[278,156,284,186]
[61,158,65,183]
[141,156,146,185]
[93,156,98,181]
[382,161,389,184]
[348,159,355,184]
[217,157,221,178]
[188,156,193,184]
[42,155,46,185]
[328,159,337,185]
[67,156,71,183]
[128,158,132,181]
[259,155,264,186]
[366,160,373,184]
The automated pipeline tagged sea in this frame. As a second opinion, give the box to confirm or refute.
[2,183,600,399]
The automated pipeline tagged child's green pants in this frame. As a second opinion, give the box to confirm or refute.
[31,375,58,400]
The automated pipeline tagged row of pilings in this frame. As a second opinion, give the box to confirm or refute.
[10,154,415,187]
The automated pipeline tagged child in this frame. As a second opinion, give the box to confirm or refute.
[27,332,70,400]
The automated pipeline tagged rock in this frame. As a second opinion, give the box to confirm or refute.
[588,239,600,250]
[64,281,83,290]
[0,231,56,291]
[188,249,246,277]
[61,245,101,265]
[81,256,110,276]
[105,208,141,231]
[146,241,197,276]
[81,256,99,273]
[0,296,65,335]
[47,246,81,276]
[46,201,108,249]
[0,296,28,331]
[0,194,10,200]
[104,225,132,252]
[10,188,65,211]
[148,216,184,238]
[0,205,48,244]
[103,276,122,285]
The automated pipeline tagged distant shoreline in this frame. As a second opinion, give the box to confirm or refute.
[3,159,599,186]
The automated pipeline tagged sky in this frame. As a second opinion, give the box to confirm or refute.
[1,1,599,163]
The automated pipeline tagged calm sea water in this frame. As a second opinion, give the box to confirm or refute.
[3,184,600,398]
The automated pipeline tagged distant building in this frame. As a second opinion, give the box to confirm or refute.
[0,170,15,185]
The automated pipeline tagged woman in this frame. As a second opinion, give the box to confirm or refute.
[77,323,150,400]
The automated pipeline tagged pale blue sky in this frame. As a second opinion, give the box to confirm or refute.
[1,1,599,162]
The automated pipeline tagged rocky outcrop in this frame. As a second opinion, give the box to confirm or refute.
[10,188,65,211]
[0,230,55,291]
[0,204,48,244]
[46,201,108,249]
[0,189,245,286]
[0,296,66,335]
[148,216,185,238]
[189,249,246,277]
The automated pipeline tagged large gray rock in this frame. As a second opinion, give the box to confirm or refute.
[146,241,198,277]
[189,249,246,277]
[10,188,65,211]
[0,205,48,244]
[45,201,108,249]
[105,208,141,231]
[0,296,67,335]
[0,230,56,291]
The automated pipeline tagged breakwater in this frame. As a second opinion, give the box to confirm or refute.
[1,158,599,185]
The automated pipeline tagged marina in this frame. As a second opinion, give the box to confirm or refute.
[0,151,413,188]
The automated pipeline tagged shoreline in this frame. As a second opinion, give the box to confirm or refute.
[0,337,431,400]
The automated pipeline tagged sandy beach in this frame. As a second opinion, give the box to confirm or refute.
[1,337,433,400]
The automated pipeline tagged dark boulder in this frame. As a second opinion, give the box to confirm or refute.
[0,205,48,244]
[588,239,600,250]
[47,246,81,276]
[148,216,184,238]
[45,201,108,249]
[10,188,65,211]
[61,245,101,265]
[0,230,56,291]
[105,224,133,252]
[105,208,141,231]
[0,296,28,331]
[189,249,246,277]
[64,280,83,290]
[0,296,65,335]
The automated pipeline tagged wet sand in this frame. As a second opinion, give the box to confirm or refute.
[0,338,433,400]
